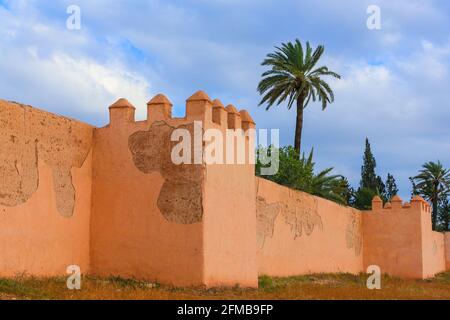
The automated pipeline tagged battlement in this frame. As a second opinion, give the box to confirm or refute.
[108,91,256,132]
[98,91,258,287]
[371,195,431,213]
[364,194,444,279]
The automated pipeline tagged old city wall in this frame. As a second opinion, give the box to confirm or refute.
[0,96,448,286]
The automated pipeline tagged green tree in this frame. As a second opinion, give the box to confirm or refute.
[385,173,399,201]
[355,138,384,209]
[409,177,419,196]
[376,176,387,201]
[338,177,355,206]
[360,138,378,191]
[354,188,378,210]
[256,146,346,204]
[438,198,450,232]
[411,161,450,230]
[257,39,341,154]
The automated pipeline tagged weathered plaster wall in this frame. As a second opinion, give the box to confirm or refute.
[90,93,258,287]
[256,181,447,280]
[89,99,204,287]
[0,100,93,276]
[129,121,204,224]
[256,177,364,277]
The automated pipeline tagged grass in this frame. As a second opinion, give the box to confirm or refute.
[0,272,449,300]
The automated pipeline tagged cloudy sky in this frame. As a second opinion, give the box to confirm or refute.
[0,0,449,198]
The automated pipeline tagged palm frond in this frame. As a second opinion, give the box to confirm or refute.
[257,39,341,111]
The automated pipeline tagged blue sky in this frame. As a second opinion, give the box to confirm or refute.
[0,0,449,198]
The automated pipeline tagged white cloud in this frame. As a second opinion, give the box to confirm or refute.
[0,48,150,120]
[396,40,450,80]
[0,1,151,123]
[381,33,402,46]
[51,53,150,118]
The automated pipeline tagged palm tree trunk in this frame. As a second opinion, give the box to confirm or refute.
[294,96,304,154]
[432,184,438,230]
[432,196,438,230]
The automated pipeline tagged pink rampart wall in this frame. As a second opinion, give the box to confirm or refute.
[362,199,423,278]
[203,164,258,288]
[363,196,447,279]
[89,102,204,286]
[0,100,93,277]
[202,120,258,287]
[0,94,258,287]
[200,99,258,287]
[0,96,448,286]
[445,233,450,270]
[420,207,446,278]
[256,177,364,277]
[90,93,258,287]
[256,180,448,280]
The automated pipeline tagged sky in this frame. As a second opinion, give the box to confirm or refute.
[0,0,449,199]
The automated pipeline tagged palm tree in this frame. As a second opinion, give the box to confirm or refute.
[257,39,341,154]
[412,161,450,230]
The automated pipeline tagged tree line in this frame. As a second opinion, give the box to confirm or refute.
[256,139,450,232]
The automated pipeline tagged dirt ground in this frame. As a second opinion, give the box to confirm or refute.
[0,272,449,300]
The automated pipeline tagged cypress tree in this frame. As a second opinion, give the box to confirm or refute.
[360,138,378,190]
[438,198,450,231]
[355,138,385,209]
[376,175,387,201]
[339,177,355,206]
[385,173,399,201]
